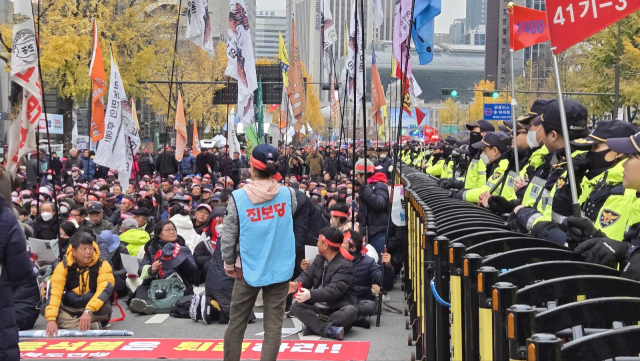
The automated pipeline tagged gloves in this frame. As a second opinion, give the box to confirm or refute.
[388,165,394,173]
[448,189,459,198]
[574,238,630,267]
[294,287,311,303]
[560,216,606,246]
[440,180,454,189]
[488,196,514,215]
[622,249,640,282]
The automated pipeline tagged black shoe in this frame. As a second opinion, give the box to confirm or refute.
[353,316,370,329]
[129,298,154,315]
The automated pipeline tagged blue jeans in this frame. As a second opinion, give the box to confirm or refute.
[368,232,386,264]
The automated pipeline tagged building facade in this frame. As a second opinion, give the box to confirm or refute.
[255,9,288,58]
[485,0,524,89]
[449,18,465,44]
[466,0,486,32]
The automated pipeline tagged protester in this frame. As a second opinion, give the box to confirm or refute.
[196,148,218,176]
[220,144,296,361]
[156,147,179,178]
[355,158,390,261]
[169,202,199,250]
[118,218,150,258]
[45,232,115,336]
[31,201,60,240]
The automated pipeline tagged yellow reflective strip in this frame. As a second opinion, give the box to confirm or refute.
[479,308,494,361]
[451,276,463,361]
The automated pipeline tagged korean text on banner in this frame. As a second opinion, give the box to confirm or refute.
[545,0,640,54]
[288,19,307,129]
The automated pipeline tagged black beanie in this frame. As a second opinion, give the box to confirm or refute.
[60,221,77,238]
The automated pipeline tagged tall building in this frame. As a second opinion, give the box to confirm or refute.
[466,0,486,31]
[485,0,524,89]
[255,10,287,58]
[465,25,485,46]
[449,18,465,44]
[371,0,394,42]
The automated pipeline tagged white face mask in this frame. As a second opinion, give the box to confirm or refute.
[60,206,69,214]
[47,175,53,180]
[379,154,387,159]
[41,212,53,221]
[527,128,541,149]
[480,150,495,165]
[214,224,224,234]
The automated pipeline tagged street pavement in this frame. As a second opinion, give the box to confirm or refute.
[30,284,411,360]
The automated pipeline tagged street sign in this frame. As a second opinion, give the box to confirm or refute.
[440,125,460,134]
[483,103,511,121]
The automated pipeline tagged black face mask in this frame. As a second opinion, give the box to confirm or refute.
[587,149,617,170]
[469,131,483,146]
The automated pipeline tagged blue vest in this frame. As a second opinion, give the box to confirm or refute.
[233,187,295,287]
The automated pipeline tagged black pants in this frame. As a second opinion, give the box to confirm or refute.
[290,302,358,336]
[358,299,377,317]
[133,284,150,301]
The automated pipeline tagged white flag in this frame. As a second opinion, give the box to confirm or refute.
[346,0,364,109]
[322,0,337,49]
[204,123,211,134]
[372,0,384,28]
[226,114,241,156]
[71,105,78,147]
[94,49,136,187]
[6,0,43,174]
[225,0,258,126]
[186,0,215,58]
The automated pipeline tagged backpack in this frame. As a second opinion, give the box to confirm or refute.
[170,294,196,318]
[147,273,184,313]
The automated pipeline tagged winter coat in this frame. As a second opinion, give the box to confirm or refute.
[50,157,63,180]
[155,150,179,176]
[307,153,324,177]
[63,156,84,173]
[324,155,341,178]
[231,158,244,180]
[78,218,114,236]
[204,235,235,314]
[294,252,358,310]
[357,174,390,238]
[180,154,196,176]
[81,155,96,180]
[288,156,305,179]
[375,156,394,184]
[277,154,291,176]
[170,214,200,251]
[217,154,233,178]
[293,190,327,254]
[118,229,150,257]
[11,275,40,331]
[138,154,156,177]
[193,237,212,285]
[64,174,87,188]
[195,153,218,176]
[138,235,196,294]
[31,214,61,241]
[0,195,36,361]
[45,242,115,320]
[351,252,394,300]
[25,157,44,189]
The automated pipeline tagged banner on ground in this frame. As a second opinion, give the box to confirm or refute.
[6,0,43,174]
[546,0,640,54]
[19,339,370,360]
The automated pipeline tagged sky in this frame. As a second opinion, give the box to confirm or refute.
[256,0,466,34]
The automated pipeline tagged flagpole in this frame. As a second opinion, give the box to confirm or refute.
[351,0,358,229]
[510,49,520,175]
[551,52,580,217]
[163,0,184,160]
[359,0,367,183]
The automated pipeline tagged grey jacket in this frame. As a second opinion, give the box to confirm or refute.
[221,187,298,268]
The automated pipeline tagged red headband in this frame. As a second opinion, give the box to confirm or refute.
[344,231,367,255]
[331,211,349,218]
[320,234,354,261]
[250,155,267,170]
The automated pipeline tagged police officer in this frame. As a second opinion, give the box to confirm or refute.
[510,99,590,235]
[457,132,512,203]
[574,130,640,281]
[425,142,446,176]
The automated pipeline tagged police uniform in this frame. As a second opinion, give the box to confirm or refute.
[461,132,512,203]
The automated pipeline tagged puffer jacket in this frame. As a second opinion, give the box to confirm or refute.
[119,229,151,257]
[25,157,43,189]
[12,275,40,331]
[81,155,95,180]
[0,195,36,360]
[180,154,196,176]
[357,173,390,238]
[351,252,394,300]
[78,218,114,236]
[45,242,115,320]
[288,156,305,179]
[170,214,200,251]
[138,153,156,177]
[294,252,358,310]
[375,156,394,184]
[307,153,324,176]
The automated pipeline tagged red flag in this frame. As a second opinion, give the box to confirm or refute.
[402,81,411,116]
[415,107,426,125]
[89,20,107,142]
[545,0,640,54]
[509,5,550,51]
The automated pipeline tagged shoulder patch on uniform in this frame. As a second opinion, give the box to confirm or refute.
[600,209,621,228]
[491,172,502,181]
[556,178,566,189]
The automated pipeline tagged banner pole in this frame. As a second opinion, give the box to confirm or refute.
[510,49,520,175]
[551,52,580,217]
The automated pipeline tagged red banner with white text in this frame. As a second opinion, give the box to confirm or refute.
[545,0,640,54]
[19,339,370,360]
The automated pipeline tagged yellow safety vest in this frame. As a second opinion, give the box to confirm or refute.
[464,159,510,203]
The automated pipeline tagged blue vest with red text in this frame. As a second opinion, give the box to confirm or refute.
[233,187,295,287]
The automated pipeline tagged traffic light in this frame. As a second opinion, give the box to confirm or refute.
[483,91,499,98]
[442,89,458,97]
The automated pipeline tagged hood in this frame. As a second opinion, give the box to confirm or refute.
[243,179,280,204]
[288,156,303,168]
[120,228,151,245]
[65,241,101,267]
[367,172,388,184]
[170,214,196,230]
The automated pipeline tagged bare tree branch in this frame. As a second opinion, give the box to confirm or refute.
[0,31,11,53]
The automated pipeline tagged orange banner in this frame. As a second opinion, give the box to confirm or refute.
[89,20,107,142]
[288,20,306,122]
[174,92,188,161]
[192,121,201,157]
